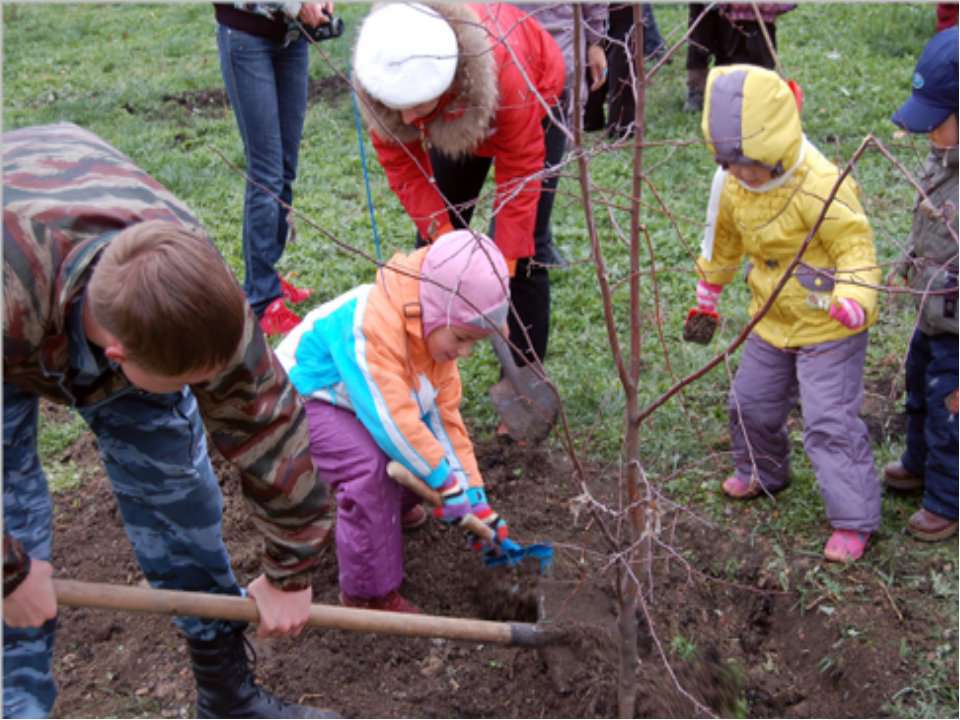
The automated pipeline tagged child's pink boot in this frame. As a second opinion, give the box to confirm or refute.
[823,529,870,562]
[340,590,421,614]
[401,504,428,531]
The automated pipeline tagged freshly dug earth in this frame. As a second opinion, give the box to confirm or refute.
[44,400,950,719]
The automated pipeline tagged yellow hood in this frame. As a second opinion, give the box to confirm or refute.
[701,65,803,173]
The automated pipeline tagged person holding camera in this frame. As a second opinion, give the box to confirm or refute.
[214,2,339,336]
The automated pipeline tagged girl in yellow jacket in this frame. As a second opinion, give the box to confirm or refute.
[692,65,881,562]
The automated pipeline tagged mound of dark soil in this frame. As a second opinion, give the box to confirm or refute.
[42,401,946,718]
[160,75,349,121]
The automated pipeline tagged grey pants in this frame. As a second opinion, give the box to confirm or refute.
[729,333,881,532]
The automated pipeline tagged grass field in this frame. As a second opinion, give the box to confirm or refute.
[3,3,957,716]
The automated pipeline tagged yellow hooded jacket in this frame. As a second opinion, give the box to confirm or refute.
[697,65,880,349]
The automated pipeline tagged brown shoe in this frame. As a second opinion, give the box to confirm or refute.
[907,508,958,542]
[883,462,923,492]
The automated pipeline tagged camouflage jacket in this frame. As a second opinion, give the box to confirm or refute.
[2,122,333,590]
[905,146,958,336]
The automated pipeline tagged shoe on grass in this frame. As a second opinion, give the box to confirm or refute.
[259,297,301,336]
[823,529,870,562]
[907,508,958,542]
[721,475,762,500]
[882,462,923,492]
[280,274,313,305]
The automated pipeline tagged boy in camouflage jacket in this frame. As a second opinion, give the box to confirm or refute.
[884,28,959,542]
[3,122,336,719]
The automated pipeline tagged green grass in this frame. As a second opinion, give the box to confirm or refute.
[885,552,960,718]
[37,408,88,492]
[4,4,956,716]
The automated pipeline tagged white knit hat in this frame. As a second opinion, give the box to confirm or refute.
[353,3,459,110]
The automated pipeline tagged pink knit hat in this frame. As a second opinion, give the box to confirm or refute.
[419,230,510,339]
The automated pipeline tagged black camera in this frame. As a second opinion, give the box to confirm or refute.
[303,15,344,42]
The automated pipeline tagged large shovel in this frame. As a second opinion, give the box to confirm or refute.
[53,579,560,648]
[489,334,559,444]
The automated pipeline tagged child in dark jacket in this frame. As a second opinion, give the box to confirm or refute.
[883,27,959,542]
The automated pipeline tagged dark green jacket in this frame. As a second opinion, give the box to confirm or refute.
[905,146,958,336]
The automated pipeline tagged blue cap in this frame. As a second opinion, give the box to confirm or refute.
[892,26,958,133]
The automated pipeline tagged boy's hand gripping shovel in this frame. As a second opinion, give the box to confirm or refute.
[387,461,553,573]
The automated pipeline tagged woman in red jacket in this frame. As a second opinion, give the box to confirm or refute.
[353,2,565,376]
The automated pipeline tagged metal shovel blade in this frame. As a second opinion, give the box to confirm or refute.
[488,335,559,443]
[489,367,559,444]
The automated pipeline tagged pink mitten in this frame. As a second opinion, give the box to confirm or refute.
[828,297,866,329]
[696,280,724,313]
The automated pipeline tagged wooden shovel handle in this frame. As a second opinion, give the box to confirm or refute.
[386,461,495,542]
[53,579,551,647]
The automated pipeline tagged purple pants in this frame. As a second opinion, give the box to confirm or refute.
[305,400,420,599]
[729,333,881,532]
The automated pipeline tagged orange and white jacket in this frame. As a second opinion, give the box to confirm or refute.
[276,248,486,498]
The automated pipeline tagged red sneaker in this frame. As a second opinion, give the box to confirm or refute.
[259,298,302,336]
[280,274,313,305]
[339,590,421,614]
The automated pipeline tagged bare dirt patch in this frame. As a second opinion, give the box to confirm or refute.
[42,404,953,719]
[159,75,350,121]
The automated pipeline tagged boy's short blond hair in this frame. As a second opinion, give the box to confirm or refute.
[88,220,246,376]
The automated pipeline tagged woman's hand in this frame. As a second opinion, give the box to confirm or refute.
[299,2,333,28]
[587,44,607,92]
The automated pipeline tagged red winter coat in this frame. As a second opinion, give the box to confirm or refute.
[355,3,565,260]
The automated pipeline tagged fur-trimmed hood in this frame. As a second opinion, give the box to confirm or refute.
[353,3,498,158]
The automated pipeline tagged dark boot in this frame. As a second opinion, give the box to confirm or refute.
[187,627,339,719]
[684,68,708,113]
[883,461,923,492]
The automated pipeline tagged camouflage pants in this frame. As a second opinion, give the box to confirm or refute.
[3,383,243,718]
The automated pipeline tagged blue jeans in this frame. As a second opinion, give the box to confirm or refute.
[901,329,959,519]
[2,383,243,718]
[217,25,309,316]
